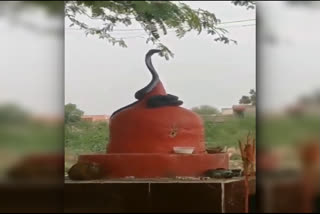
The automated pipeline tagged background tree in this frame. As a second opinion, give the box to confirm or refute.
[249,89,256,106]
[1,1,255,59]
[298,89,320,105]
[65,103,84,124]
[239,96,251,105]
[239,89,256,105]
[64,1,242,59]
[191,105,220,115]
[0,103,29,124]
[231,1,256,9]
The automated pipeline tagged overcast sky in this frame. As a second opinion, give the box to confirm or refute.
[5,2,318,116]
[258,1,320,112]
[0,6,63,116]
[65,1,256,115]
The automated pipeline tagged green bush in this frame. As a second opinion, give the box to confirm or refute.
[204,116,256,148]
[65,120,109,155]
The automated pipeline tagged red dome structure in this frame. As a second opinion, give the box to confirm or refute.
[77,50,228,178]
[107,84,206,154]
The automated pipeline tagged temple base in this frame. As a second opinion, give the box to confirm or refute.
[78,153,229,178]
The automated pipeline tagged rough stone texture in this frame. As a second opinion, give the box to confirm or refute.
[64,177,256,213]
[149,183,222,213]
[0,177,256,213]
[0,182,63,213]
[224,180,246,213]
[64,183,150,213]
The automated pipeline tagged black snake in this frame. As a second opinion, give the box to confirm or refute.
[110,49,183,118]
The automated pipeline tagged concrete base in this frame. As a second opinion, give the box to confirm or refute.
[0,181,63,213]
[64,177,256,213]
[78,153,229,178]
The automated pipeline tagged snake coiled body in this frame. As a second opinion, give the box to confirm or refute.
[110,49,182,118]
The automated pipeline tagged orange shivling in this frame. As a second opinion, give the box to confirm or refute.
[108,49,205,154]
[76,50,228,178]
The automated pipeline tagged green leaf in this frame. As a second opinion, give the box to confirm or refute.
[64,1,241,58]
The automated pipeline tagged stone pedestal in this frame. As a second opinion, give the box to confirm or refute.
[64,177,256,213]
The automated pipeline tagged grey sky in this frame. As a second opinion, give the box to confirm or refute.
[1,2,319,117]
[65,1,256,115]
[259,2,320,112]
[0,7,63,116]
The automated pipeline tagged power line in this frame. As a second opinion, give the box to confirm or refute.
[219,18,255,25]
[108,24,256,39]
[224,23,256,29]
[66,18,255,32]
[110,18,256,32]
[66,23,255,35]
[119,34,146,39]
[65,23,255,40]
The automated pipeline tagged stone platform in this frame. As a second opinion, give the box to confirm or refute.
[64,177,256,213]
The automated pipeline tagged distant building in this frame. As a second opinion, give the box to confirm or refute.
[232,104,256,116]
[221,108,233,116]
[200,114,217,121]
[81,115,109,122]
[31,114,63,124]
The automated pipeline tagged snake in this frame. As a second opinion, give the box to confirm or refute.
[110,49,182,118]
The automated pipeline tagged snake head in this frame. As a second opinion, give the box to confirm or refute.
[146,49,162,56]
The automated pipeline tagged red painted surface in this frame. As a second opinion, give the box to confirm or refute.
[108,81,205,154]
[79,153,229,178]
[108,106,205,153]
[76,81,229,178]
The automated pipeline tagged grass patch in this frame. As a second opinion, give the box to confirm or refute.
[204,116,256,148]
[259,115,319,148]
[0,121,63,154]
[65,120,109,155]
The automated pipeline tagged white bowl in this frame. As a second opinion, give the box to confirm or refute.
[173,147,195,154]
